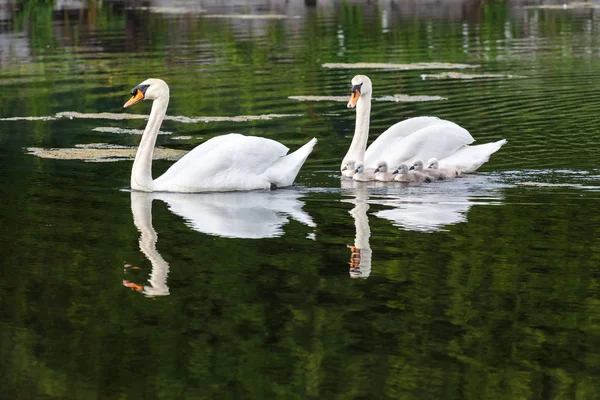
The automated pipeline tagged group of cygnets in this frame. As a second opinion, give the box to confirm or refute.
[351,158,460,183]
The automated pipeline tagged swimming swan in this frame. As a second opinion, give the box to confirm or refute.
[341,75,506,175]
[124,78,317,192]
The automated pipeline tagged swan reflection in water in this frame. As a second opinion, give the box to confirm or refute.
[342,183,374,279]
[342,176,505,278]
[124,190,316,296]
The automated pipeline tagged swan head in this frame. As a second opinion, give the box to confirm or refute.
[427,158,439,169]
[410,160,424,171]
[347,75,372,109]
[374,160,387,173]
[124,78,170,108]
[354,161,365,174]
[393,164,408,175]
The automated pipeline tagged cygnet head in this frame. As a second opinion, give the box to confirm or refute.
[124,78,170,108]
[347,75,373,109]
[374,160,388,173]
[354,161,365,174]
[427,158,439,169]
[341,160,356,174]
[410,160,424,171]
[393,164,409,174]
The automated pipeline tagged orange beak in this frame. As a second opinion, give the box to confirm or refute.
[347,89,360,108]
[124,89,144,108]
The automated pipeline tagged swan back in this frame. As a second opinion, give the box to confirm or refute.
[374,120,475,169]
[365,117,443,166]
[154,134,288,192]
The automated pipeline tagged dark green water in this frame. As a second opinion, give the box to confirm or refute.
[1,1,600,399]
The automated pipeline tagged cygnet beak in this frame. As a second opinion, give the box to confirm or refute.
[409,165,415,170]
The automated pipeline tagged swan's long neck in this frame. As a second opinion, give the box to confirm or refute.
[131,192,170,296]
[342,93,371,166]
[131,95,169,191]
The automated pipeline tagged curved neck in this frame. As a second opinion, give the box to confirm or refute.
[349,190,372,278]
[131,96,169,191]
[342,93,371,166]
[131,192,170,296]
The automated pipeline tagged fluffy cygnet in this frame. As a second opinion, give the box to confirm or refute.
[427,158,461,178]
[353,161,376,181]
[374,161,396,182]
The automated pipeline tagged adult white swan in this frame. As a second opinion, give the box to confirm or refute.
[340,75,506,176]
[124,78,317,192]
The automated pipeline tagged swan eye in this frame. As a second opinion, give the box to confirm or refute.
[350,82,363,94]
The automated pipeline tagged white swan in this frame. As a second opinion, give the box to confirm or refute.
[124,78,317,192]
[341,74,506,175]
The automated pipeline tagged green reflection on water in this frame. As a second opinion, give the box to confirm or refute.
[1,1,600,399]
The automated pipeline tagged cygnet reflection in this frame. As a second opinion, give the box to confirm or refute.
[124,189,316,296]
[340,176,504,279]
[373,178,504,232]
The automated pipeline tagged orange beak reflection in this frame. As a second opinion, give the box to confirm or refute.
[123,280,144,292]
[124,89,144,108]
[347,89,360,108]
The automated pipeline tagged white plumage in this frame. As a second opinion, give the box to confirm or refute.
[125,78,316,192]
[341,75,506,176]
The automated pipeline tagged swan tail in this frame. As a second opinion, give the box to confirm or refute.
[440,139,507,173]
[267,138,317,188]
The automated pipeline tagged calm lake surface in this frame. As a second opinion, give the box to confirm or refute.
[2,1,600,398]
